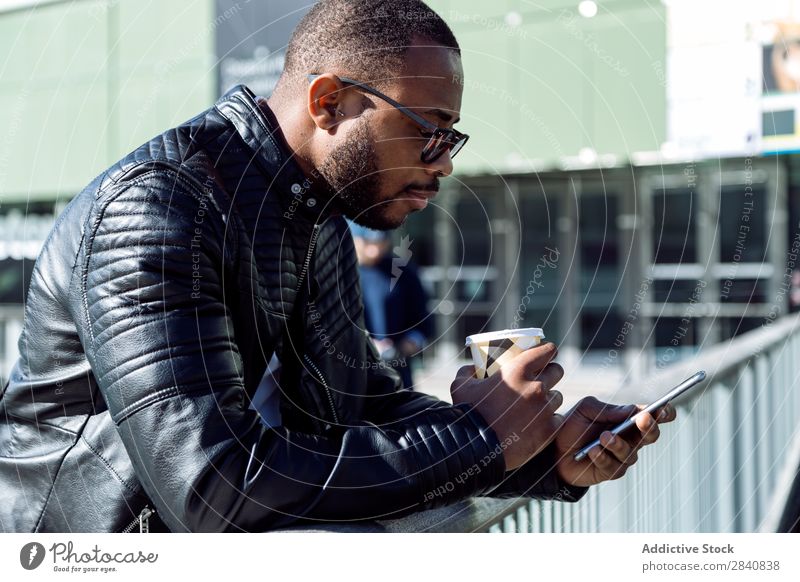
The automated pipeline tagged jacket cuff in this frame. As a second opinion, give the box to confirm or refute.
[485,443,589,502]
[401,403,508,509]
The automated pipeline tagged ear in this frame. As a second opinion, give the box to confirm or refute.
[307,74,346,132]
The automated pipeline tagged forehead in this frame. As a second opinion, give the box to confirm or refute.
[389,43,464,123]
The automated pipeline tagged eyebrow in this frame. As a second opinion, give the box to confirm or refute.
[424,108,460,125]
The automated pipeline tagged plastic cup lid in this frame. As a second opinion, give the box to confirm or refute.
[465,328,545,346]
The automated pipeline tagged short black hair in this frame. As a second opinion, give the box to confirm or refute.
[281,0,460,90]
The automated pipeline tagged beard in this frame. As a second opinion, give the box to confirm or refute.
[316,117,401,230]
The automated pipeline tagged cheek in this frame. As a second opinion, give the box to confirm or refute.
[376,144,422,188]
[367,143,405,195]
[372,121,423,169]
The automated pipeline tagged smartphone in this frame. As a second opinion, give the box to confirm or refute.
[572,370,707,462]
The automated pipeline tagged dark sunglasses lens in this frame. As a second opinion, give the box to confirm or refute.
[422,131,462,163]
[424,133,445,160]
[449,137,467,159]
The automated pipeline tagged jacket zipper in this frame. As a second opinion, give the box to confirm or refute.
[294,223,339,427]
[295,224,321,294]
[303,353,340,425]
[121,506,155,533]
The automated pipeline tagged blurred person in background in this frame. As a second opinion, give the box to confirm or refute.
[350,222,433,389]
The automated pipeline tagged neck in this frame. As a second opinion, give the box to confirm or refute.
[267,94,340,210]
[267,92,316,177]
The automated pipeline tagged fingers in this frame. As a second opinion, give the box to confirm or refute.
[584,430,639,480]
[546,389,563,410]
[533,362,564,391]
[587,445,631,480]
[575,396,637,423]
[600,431,639,465]
[577,403,678,485]
[583,411,661,480]
[454,364,476,382]
[651,403,677,424]
[552,412,566,431]
[520,363,564,407]
[632,411,661,446]
[507,342,559,381]
[450,365,476,396]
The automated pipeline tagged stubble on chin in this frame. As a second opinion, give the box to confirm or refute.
[315,117,404,230]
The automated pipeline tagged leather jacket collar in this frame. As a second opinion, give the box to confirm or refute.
[214,84,335,224]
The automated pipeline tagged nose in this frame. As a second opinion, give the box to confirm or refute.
[424,149,454,178]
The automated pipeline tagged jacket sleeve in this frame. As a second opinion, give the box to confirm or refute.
[81,174,509,532]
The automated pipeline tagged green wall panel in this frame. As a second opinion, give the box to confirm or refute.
[0,1,108,88]
[116,68,215,152]
[23,81,109,194]
[584,5,667,156]
[454,27,517,173]
[426,0,667,174]
[117,1,213,75]
[0,0,215,203]
[517,18,586,166]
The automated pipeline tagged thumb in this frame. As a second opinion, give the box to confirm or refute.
[451,365,477,395]
[454,364,476,381]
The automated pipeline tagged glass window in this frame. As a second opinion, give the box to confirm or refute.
[578,192,622,349]
[400,207,437,267]
[581,311,623,350]
[455,279,491,302]
[719,184,767,263]
[519,184,562,339]
[580,194,619,271]
[719,278,768,303]
[0,200,57,306]
[652,187,696,263]
[457,314,490,358]
[653,317,699,367]
[579,193,619,300]
[0,258,34,304]
[762,110,794,137]
[454,190,495,267]
[719,317,764,340]
[654,278,706,303]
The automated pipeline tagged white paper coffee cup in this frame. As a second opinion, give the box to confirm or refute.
[465,328,545,379]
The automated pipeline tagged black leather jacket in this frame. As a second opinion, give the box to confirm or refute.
[0,85,583,533]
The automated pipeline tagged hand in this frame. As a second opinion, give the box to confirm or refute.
[450,342,565,471]
[397,338,421,357]
[552,396,677,487]
[372,338,396,360]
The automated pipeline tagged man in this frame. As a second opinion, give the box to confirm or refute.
[350,223,432,389]
[0,0,674,533]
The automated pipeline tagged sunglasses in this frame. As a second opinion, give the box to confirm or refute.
[307,74,469,164]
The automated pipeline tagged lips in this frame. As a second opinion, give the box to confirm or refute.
[404,187,437,210]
